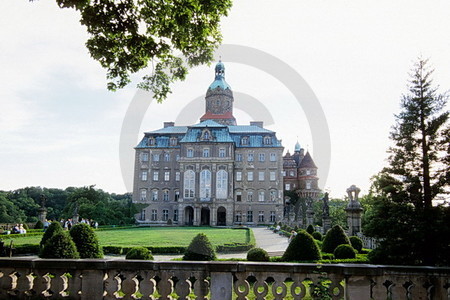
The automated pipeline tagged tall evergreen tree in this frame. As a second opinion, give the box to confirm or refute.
[364,59,450,266]
[385,58,449,207]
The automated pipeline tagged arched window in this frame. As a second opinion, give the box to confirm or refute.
[216,169,228,199]
[200,169,212,201]
[183,170,195,198]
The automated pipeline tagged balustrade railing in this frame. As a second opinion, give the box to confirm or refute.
[0,258,449,299]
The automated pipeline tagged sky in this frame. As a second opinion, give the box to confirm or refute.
[1,1,449,199]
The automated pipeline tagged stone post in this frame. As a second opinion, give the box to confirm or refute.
[345,185,363,236]
[37,207,47,224]
[321,192,331,234]
[306,198,315,227]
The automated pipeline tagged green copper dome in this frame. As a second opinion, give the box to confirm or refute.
[295,141,301,152]
[208,60,231,90]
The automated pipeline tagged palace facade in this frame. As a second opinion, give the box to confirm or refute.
[132,62,319,226]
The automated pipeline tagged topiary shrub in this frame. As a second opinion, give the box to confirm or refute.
[306,224,315,235]
[247,247,270,262]
[34,220,44,230]
[183,233,216,261]
[40,221,64,249]
[312,231,323,241]
[70,223,103,258]
[125,247,153,260]
[282,230,321,261]
[40,232,79,259]
[334,244,357,259]
[322,225,350,253]
[349,236,363,253]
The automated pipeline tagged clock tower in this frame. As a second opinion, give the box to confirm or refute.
[200,61,237,125]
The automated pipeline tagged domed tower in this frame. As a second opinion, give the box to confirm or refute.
[200,61,237,125]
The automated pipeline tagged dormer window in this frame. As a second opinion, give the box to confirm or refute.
[201,129,211,141]
[264,136,272,145]
[241,136,249,145]
[148,137,155,146]
[170,137,177,146]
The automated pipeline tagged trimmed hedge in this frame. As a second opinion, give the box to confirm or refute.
[40,222,64,248]
[34,220,44,229]
[334,244,357,259]
[40,232,79,259]
[102,246,123,255]
[125,247,153,260]
[70,224,103,258]
[183,233,217,261]
[349,236,363,253]
[306,224,315,235]
[247,248,269,262]
[322,225,350,253]
[282,230,321,262]
[312,231,323,241]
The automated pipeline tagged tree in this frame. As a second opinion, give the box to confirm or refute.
[70,223,103,258]
[40,232,80,259]
[282,230,321,262]
[321,225,350,254]
[183,233,216,261]
[38,0,232,102]
[364,59,450,266]
[384,58,449,208]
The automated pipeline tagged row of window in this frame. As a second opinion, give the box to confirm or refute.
[241,136,273,146]
[140,189,180,202]
[184,169,228,199]
[141,209,178,222]
[282,169,313,177]
[236,152,277,162]
[285,181,312,191]
[141,170,180,182]
[235,211,276,223]
[235,170,278,182]
[235,189,279,202]
[147,137,178,147]
[141,209,276,223]
[140,151,279,162]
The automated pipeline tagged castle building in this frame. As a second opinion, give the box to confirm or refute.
[282,143,320,200]
[132,62,319,226]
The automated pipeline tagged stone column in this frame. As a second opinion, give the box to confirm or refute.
[345,185,363,236]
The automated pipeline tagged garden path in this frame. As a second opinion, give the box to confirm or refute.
[153,227,289,261]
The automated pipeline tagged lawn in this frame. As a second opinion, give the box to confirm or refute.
[8,227,250,248]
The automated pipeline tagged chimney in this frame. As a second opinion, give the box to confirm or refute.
[164,122,175,128]
[250,121,264,128]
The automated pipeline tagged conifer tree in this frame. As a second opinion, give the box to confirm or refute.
[384,58,449,207]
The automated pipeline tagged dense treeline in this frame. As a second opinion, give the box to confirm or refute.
[0,186,137,226]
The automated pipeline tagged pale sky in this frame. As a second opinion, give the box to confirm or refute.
[1,1,449,198]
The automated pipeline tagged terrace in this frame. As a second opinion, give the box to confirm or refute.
[1,258,449,299]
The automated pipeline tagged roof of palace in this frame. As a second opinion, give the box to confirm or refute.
[136,120,282,149]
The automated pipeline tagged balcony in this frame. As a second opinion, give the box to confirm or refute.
[1,258,449,299]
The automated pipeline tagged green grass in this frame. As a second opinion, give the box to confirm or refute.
[8,227,249,248]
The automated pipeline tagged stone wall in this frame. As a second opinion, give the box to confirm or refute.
[1,258,449,299]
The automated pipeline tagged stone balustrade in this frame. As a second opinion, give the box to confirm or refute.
[1,258,449,299]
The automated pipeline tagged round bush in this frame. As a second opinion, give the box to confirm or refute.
[34,220,44,229]
[247,248,270,262]
[312,231,323,241]
[334,244,357,259]
[70,223,103,258]
[23,223,30,230]
[40,221,64,248]
[40,232,80,259]
[125,247,153,260]
[349,236,363,253]
[306,224,315,235]
[183,233,217,261]
[282,230,321,261]
[322,225,350,253]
